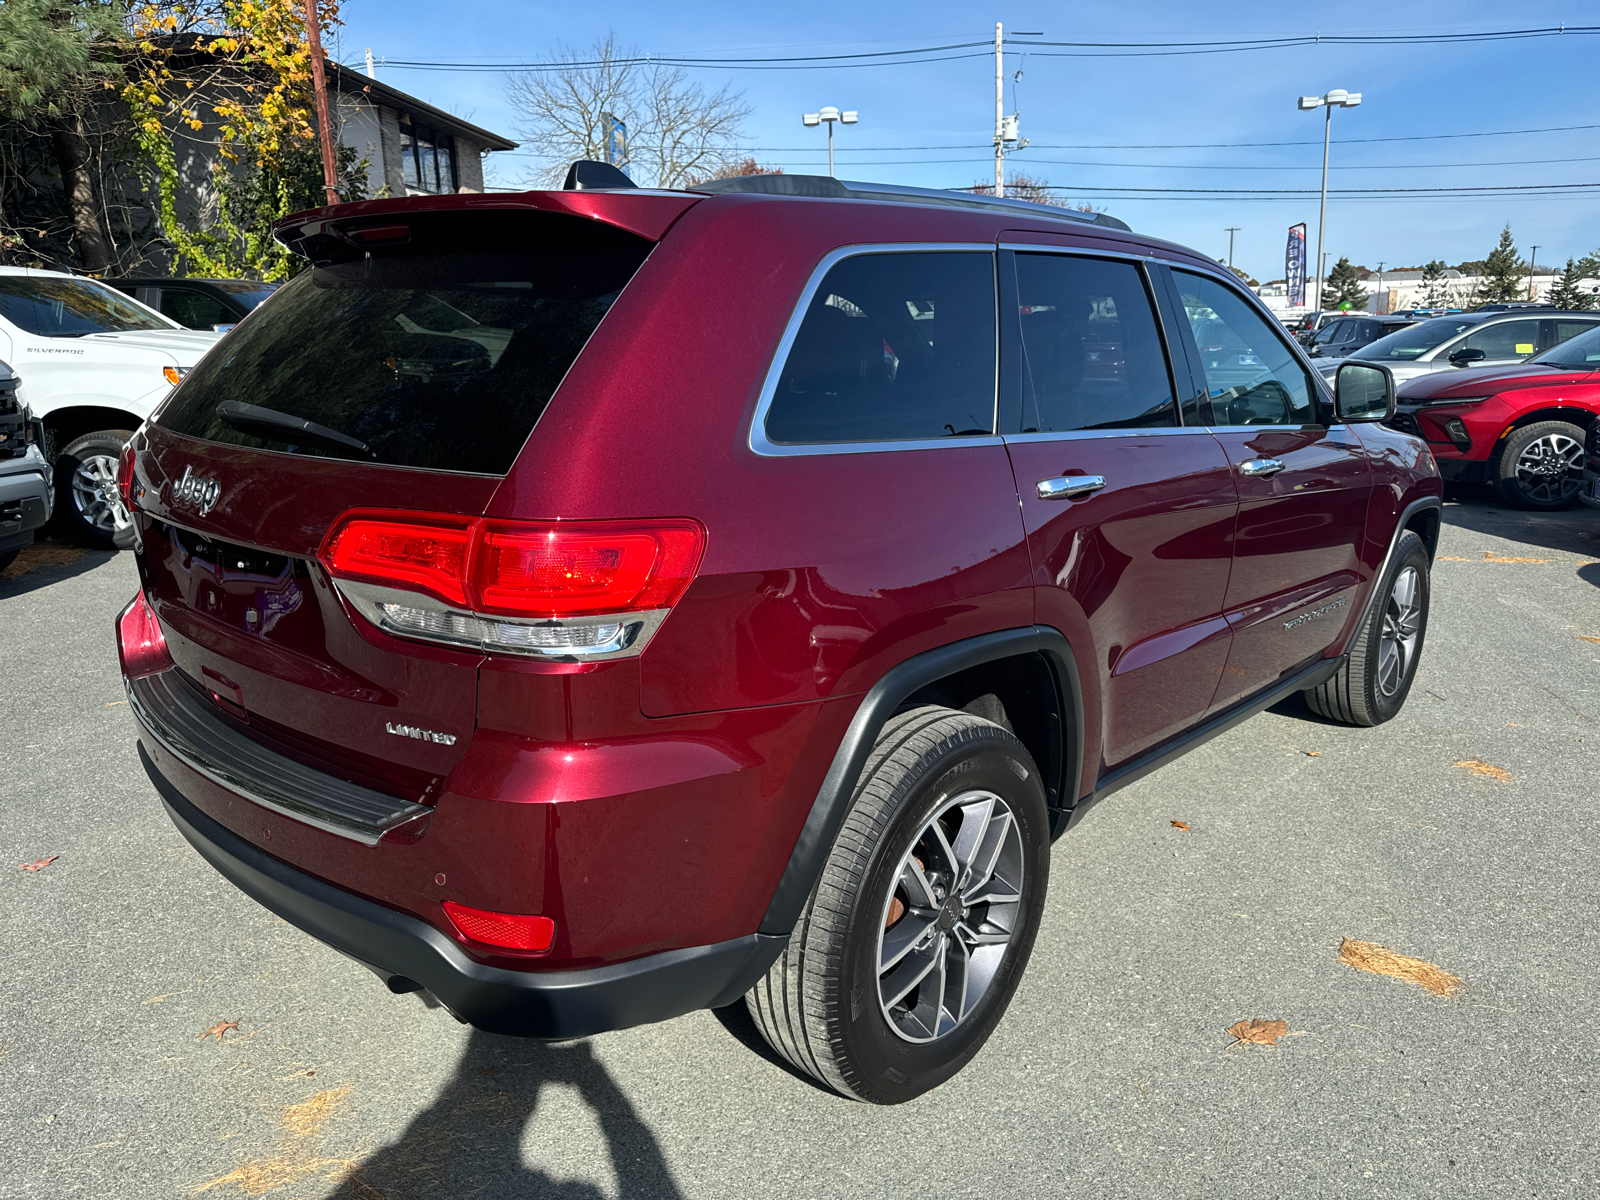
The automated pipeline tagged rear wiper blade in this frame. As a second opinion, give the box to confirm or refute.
[215,401,373,457]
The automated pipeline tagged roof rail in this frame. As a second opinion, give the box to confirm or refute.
[689,173,1132,233]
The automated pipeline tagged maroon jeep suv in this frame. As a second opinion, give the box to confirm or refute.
[115,169,1442,1103]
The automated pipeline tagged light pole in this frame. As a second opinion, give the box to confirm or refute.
[1225,227,1240,270]
[1529,245,1540,301]
[1298,88,1362,314]
[802,106,857,177]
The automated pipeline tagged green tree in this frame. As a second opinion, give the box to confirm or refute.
[1477,224,1524,304]
[1419,260,1450,307]
[1321,256,1367,310]
[1547,258,1595,311]
[0,0,128,270]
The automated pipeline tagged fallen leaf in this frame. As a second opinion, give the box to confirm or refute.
[1579,635,1600,645]
[1455,758,1512,782]
[19,855,58,873]
[1304,750,1321,757]
[1225,1018,1289,1047]
[1337,938,1462,997]
[198,1019,241,1042]
[1169,820,1190,831]
[1482,551,1546,563]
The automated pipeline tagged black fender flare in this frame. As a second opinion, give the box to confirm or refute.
[757,626,1084,937]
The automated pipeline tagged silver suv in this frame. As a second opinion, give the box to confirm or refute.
[1316,310,1600,385]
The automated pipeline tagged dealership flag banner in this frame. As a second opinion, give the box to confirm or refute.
[1286,224,1308,307]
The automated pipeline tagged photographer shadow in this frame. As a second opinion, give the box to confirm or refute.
[330,1028,684,1200]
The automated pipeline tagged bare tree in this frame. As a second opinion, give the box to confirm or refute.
[506,36,749,189]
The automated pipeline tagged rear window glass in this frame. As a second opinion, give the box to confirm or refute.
[765,251,996,444]
[156,214,653,475]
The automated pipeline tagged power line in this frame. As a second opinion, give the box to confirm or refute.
[974,181,1600,195]
[576,153,1600,172]
[362,25,1598,72]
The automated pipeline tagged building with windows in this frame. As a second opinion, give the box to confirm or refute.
[329,64,517,197]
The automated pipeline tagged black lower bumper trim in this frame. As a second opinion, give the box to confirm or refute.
[1437,458,1488,484]
[141,745,787,1038]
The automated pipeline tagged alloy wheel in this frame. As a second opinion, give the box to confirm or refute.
[1513,432,1583,505]
[69,452,128,535]
[875,790,1024,1043]
[1377,565,1422,699]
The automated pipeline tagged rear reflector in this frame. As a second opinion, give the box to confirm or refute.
[441,901,555,953]
[320,511,705,619]
[116,441,137,508]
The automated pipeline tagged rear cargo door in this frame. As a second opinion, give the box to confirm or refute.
[132,209,656,806]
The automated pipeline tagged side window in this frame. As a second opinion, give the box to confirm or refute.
[1014,254,1175,432]
[765,252,996,444]
[1555,319,1600,344]
[159,288,231,330]
[1174,271,1317,426]
[1310,320,1341,347]
[1461,319,1539,359]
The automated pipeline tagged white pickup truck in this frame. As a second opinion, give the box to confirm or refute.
[0,267,224,545]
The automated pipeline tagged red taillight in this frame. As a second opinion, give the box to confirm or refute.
[319,511,705,619]
[322,512,475,608]
[116,441,137,508]
[116,590,170,679]
[441,901,555,953]
[475,520,703,617]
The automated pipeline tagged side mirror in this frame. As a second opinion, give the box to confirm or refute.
[1334,361,1395,423]
[1448,347,1485,367]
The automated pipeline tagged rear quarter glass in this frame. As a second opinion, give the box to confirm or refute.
[155,211,654,475]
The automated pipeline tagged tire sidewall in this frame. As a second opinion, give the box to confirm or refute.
[835,733,1049,1104]
[1362,533,1431,722]
[54,430,131,548]
[1494,421,1585,511]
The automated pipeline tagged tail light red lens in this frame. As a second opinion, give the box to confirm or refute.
[441,901,555,953]
[319,511,705,619]
[322,513,475,607]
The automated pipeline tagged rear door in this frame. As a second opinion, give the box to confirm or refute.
[134,209,656,804]
[1000,249,1238,773]
[1167,269,1372,712]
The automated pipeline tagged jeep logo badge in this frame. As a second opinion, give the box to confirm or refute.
[172,465,222,515]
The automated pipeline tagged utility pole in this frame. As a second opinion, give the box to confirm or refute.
[1376,260,1385,312]
[1225,227,1240,269]
[1529,245,1540,301]
[365,48,375,79]
[303,0,340,206]
[994,22,1004,197]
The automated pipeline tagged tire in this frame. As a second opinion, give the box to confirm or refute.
[53,430,132,548]
[745,705,1050,1103]
[1303,530,1430,726]
[1492,420,1586,510]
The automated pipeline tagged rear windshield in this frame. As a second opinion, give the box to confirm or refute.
[0,275,175,337]
[156,213,653,475]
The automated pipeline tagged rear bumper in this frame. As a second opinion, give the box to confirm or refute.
[141,745,786,1038]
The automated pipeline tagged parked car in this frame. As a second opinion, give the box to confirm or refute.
[1305,314,1418,362]
[0,361,52,572]
[117,167,1442,1104]
[1390,323,1600,509]
[105,277,280,332]
[0,267,222,545]
[1287,310,1342,344]
[1316,309,1600,387]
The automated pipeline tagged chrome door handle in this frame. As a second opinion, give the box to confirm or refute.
[1238,458,1286,477]
[1037,474,1107,501]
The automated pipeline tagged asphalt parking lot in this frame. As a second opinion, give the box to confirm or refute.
[2,486,1597,1200]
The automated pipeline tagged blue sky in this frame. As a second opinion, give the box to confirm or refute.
[329,2,1600,283]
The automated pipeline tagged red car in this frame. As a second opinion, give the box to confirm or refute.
[115,167,1441,1103]
[1390,323,1600,509]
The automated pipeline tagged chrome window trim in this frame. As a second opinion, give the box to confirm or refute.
[747,242,1002,458]
[1003,426,1210,445]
